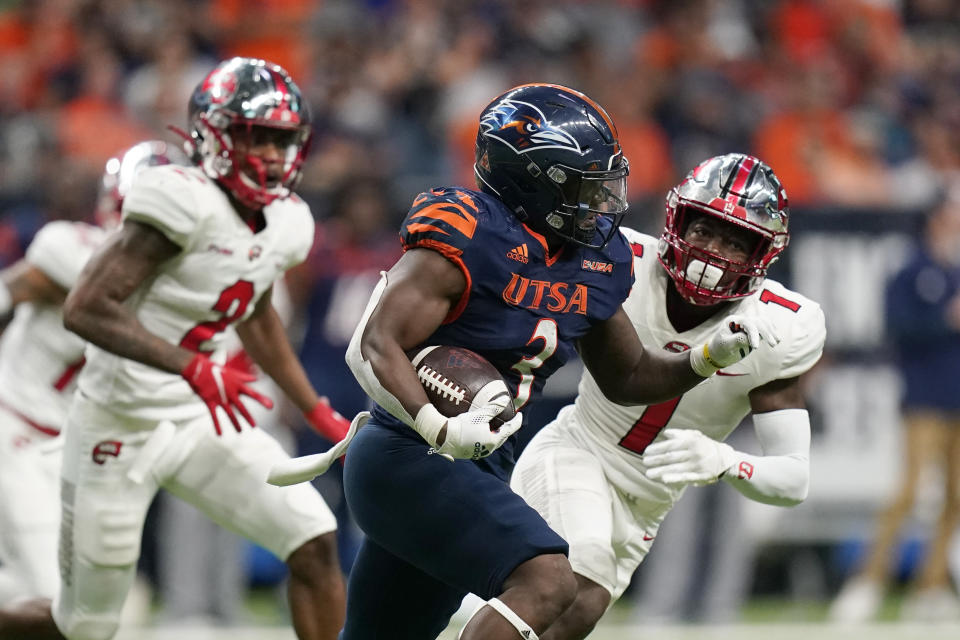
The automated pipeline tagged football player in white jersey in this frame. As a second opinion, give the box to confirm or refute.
[0,58,350,640]
[0,140,187,608]
[509,154,826,639]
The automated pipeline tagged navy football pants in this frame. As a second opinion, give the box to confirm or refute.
[340,419,567,639]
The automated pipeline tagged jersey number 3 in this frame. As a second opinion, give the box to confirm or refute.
[180,281,255,352]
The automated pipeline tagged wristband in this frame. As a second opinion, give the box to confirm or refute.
[414,403,446,447]
[689,343,721,378]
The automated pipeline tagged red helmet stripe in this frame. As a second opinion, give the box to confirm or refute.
[721,155,757,213]
[268,67,290,102]
[728,155,756,193]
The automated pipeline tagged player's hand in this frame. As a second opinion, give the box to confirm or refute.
[690,314,780,376]
[643,428,736,486]
[305,397,351,442]
[435,407,523,460]
[225,349,257,377]
[181,353,273,435]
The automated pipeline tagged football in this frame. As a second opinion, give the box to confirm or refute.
[409,345,517,429]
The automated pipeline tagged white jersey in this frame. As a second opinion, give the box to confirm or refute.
[561,228,826,502]
[78,165,314,422]
[0,221,107,432]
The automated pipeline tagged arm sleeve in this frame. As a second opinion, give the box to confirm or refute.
[122,166,200,249]
[344,271,417,427]
[721,408,811,506]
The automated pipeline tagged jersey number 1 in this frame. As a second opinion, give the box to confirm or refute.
[180,280,255,352]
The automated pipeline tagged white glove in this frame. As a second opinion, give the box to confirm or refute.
[643,428,736,486]
[689,313,781,376]
[415,402,523,461]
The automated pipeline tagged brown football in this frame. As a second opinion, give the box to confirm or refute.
[408,345,517,429]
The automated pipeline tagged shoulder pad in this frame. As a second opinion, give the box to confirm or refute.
[122,165,206,248]
[755,281,826,378]
[26,221,105,290]
[400,188,484,258]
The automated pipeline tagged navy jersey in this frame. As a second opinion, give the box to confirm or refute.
[371,186,634,477]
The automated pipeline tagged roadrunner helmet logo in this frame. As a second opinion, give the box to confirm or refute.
[480,99,583,156]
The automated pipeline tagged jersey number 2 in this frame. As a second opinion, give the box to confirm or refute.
[180,280,255,352]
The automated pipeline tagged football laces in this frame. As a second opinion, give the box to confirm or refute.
[416,365,467,407]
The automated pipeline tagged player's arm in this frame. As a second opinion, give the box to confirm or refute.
[722,375,810,505]
[579,308,702,404]
[63,220,191,373]
[345,248,522,458]
[350,248,462,422]
[235,286,350,441]
[643,375,810,506]
[581,306,780,405]
[0,259,69,318]
[64,220,273,434]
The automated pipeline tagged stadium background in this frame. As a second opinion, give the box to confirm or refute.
[1,0,958,635]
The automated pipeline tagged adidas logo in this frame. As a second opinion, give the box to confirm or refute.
[507,244,529,263]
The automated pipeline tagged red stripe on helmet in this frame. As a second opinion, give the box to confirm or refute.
[263,66,301,124]
[729,155,757,194]
[722,155,757,217]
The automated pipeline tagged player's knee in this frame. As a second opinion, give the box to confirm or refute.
[506,554,577,619]
[569,581,611,630]
[286,532,341,583]
[541,566,578,617]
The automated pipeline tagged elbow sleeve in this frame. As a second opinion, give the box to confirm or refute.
[345,272,415,427]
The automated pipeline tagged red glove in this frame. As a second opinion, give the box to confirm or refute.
[225,349,257,377]
[181,353,273,435]
[305,398,351,442]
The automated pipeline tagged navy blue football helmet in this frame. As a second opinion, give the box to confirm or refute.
[474,83,629,249]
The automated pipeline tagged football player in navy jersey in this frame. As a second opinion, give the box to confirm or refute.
[341,84,779,640]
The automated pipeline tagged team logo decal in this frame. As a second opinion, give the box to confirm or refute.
[479,98,582,155]
[91,440,123,465]
[249,245,262,261]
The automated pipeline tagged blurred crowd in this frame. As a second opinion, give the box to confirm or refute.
[1,0,960,625]
[2,0,959,238]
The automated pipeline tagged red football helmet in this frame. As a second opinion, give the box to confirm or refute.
[188,57,312,210]
[658,153,789,305]
[96,140,189,229]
